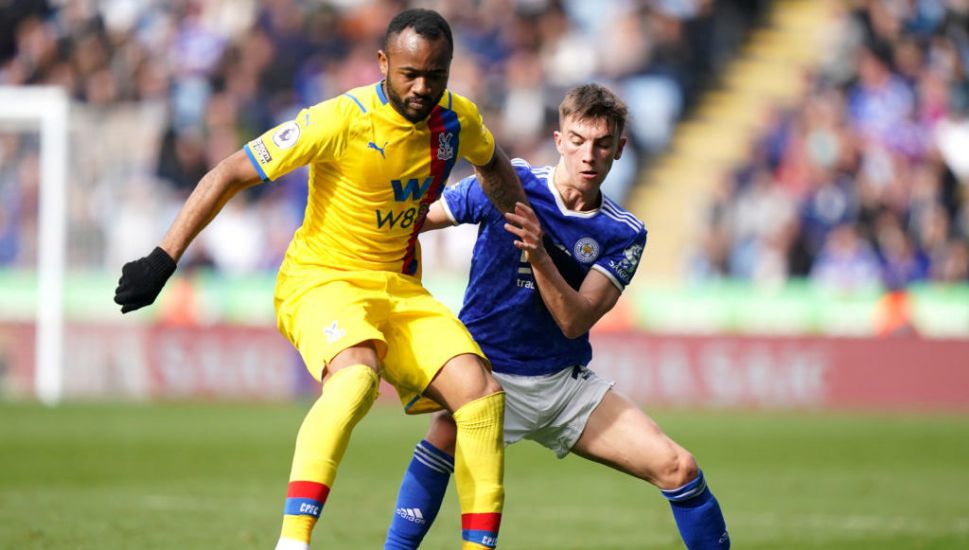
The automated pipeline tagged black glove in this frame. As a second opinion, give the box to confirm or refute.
[114,247,177,313]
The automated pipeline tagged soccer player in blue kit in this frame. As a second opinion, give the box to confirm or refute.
[384,84,730,549]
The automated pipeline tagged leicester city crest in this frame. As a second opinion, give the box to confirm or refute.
[573,237,600,263]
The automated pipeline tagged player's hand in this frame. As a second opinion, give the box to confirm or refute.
[504,202,548,264]
[114,247,177,313]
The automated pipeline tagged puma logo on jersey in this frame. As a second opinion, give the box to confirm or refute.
[368,140,388,158]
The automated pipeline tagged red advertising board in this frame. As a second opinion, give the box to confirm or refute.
[589,332,969,411]
[0,322,304,400]
[2,322,967,410]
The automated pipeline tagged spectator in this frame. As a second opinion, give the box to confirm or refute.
[810,223,881,294]
[0,1,780,272]
[694,0,969,290]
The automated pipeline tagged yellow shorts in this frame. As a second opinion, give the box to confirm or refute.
[275,268,487,414]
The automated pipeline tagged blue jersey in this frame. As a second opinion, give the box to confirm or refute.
[441,159,648,376]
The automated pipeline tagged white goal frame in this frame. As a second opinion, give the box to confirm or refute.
[0,86,69,405]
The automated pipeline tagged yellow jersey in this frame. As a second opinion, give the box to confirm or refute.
[244,82,496,278]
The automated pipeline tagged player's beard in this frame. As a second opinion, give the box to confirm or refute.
[384,80,442,123]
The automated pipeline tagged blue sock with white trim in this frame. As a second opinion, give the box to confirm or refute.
[384,440,454,550]
[661,470,730,549]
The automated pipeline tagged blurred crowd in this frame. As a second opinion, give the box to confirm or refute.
[0,0,763,274]
[692,0,969,294]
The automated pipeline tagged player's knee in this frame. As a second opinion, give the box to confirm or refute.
[655,449,698,491]
[427,354,503,411]
[458,361,502,400]
[326,342,380,374]
[479,372,502,397]
[426,410,457,455]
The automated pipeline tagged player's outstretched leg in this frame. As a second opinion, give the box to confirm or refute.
[571,389,729,550]
[384,438,455,549]
[661,469,730,549]
[276,364,379,550]
[452,392,504,549]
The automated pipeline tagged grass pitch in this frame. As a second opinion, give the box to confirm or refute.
[1,402,968,549]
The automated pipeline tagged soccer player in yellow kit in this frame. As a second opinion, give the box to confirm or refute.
[114,9,525,550]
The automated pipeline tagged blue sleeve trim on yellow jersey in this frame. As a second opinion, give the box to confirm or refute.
[375,81,388,105]
[243,143,270,182]
[447,90,452,110]
[344,92,367,113]
[403,393,422,412]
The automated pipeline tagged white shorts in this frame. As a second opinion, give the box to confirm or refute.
[495,365,614,458]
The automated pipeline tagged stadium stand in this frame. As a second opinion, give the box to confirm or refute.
[0,0,765,275]
[680,0,969,290]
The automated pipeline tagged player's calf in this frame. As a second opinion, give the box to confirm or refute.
[384,439,455,550]
[452,392,505,549]
[384,412,461,549]
[660,469,730,550]
[276,364,380,549]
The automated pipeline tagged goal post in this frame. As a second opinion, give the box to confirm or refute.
[0,86,69,406]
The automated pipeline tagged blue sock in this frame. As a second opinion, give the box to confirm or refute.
[661,470,730,549]
[384,440,454,550]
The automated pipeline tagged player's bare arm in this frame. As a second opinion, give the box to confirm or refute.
[159,149,263,261]
[504,201,620,338]
[419,201,454,232]
[473,144,529,215]
[114,148,261,313]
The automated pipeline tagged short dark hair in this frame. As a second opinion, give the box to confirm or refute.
[559,83,628,137]
[383,9,453,58]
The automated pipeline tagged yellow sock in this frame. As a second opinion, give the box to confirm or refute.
[278,364,379,545]
[452,391,505,549]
